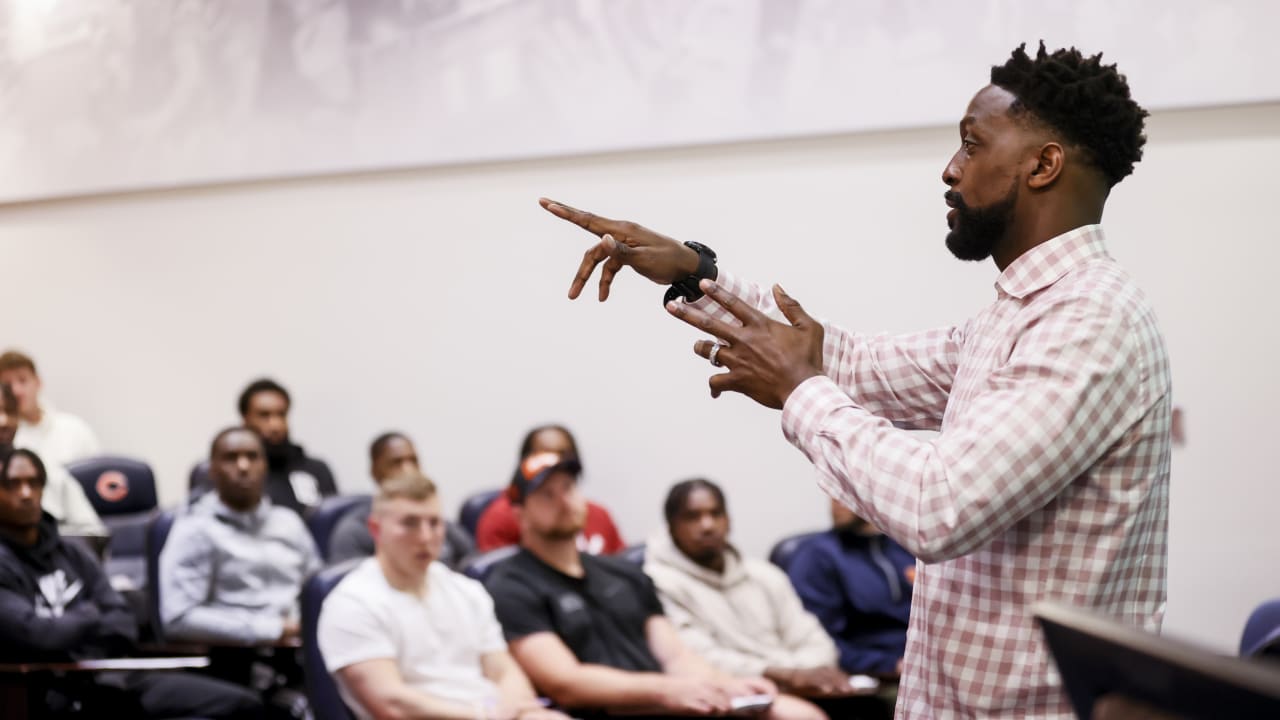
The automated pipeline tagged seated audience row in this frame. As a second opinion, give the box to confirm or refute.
[0,352,629,562]
[0,347,914,719]
[0,447,262,718]
[323,452,825,720]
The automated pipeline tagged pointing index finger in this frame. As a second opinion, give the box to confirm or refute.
[539,197,619,238]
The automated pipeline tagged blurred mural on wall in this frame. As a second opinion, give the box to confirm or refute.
[1,0,1276,204]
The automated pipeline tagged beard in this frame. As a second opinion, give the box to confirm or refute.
[263,439,296,471]
[945,180,1018,262]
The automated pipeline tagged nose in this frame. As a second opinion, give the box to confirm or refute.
[17,482,32,500]
[236,455,252,472]
[942,150,962,187]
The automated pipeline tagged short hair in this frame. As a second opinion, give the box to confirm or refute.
[209,425,264,460]
[0,350,36,375]
[0,447,48,487]
[237,378,290,416]
[518,424,582,468]
[373,471,438,512]
[990,42,1148,187]
[370,431,410,463]
[663,478,726,525]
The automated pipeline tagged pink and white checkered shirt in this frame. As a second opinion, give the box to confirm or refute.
[701,225,1170,718]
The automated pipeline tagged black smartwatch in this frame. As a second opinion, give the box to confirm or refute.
[664,241,718,305]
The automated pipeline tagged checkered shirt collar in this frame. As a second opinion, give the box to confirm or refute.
[995,224,1110,299]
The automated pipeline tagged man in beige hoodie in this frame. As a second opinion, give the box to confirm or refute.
[645,479,890,719]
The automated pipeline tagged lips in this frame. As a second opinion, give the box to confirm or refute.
[947,208,958,227]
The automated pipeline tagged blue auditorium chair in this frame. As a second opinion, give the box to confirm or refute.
[463,545,520,582]
[302,560,362,720]
[144,508,180,642]
[66,455,160,588]
[188,459,212,502]
[1241,598,1280,659]
[457,488,502,537]
[306,495,372,562]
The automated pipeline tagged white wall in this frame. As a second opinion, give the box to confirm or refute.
[2,100,1277,653]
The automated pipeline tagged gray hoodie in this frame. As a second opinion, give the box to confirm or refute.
[643,531,837,677]
[160,492,321,645]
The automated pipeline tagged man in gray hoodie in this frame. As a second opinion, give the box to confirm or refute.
[161,426,322,646]
[645,479,891,719]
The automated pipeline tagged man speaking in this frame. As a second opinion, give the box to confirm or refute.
[541,43,1170,719]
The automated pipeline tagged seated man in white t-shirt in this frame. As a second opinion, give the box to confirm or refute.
[0,350,101,467]
[318,472,570,720]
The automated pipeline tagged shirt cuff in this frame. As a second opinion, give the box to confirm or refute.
[251,614,285,644]
[782,375,857,451]
[688,269,744,311]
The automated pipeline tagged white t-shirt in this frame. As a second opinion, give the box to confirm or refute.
[16,403,100,468]
[318,557,507,719]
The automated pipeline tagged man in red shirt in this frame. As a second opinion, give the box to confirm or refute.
[476,425,625,555]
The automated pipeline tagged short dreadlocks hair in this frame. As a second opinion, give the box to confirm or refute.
[990,42,1148,187]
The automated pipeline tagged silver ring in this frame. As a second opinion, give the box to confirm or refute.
[708,342,724,368]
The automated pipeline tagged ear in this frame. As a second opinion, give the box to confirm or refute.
[1027,142,1065,190]
[367,513,380,542]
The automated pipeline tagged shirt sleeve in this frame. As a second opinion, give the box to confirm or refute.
[782,294,1147,563]
[159,519,284,645]
[487,569,555,642]
[72,543,138,652]
[45,468,107,537]
[0,565,102,656]
[467,579,508,654]
[691,270,960,430]
[317,584,397,672]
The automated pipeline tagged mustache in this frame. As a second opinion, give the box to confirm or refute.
[944,190,970,210]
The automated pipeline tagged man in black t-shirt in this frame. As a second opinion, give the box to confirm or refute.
[486,451,825,720]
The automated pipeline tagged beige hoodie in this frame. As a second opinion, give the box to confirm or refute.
[644,531,838,677]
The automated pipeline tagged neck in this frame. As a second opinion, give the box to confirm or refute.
[993,195,1104,271]
[21,406,41,424]
[523,533,584,578]
[0,523,38,547]
[377,553,429,597]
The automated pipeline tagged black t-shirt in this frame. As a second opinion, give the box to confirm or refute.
[486,548,665,673]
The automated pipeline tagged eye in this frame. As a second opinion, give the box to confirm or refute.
[961,139,977,154]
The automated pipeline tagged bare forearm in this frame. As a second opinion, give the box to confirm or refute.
[357,685,481,720]
[492,664,538,705]
[540,664,667,710]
